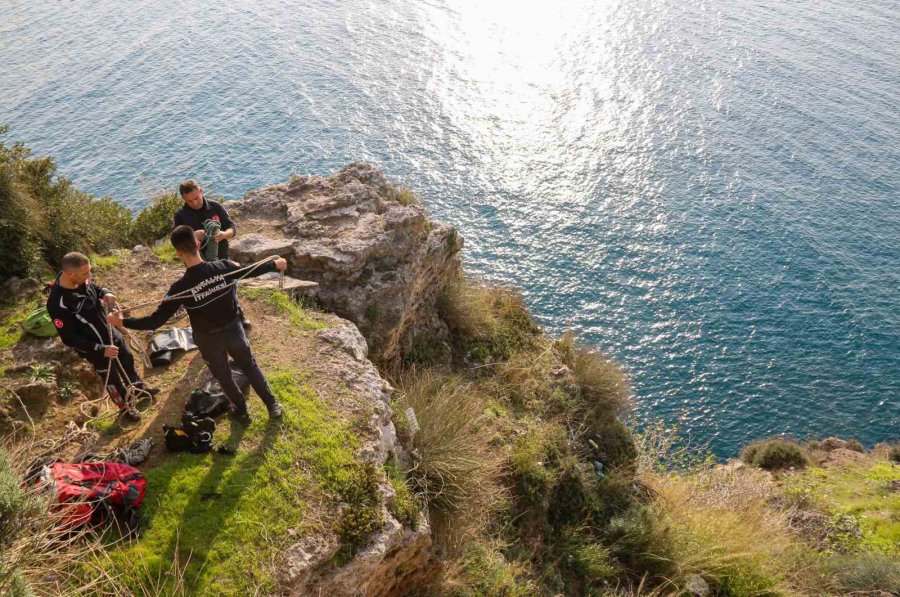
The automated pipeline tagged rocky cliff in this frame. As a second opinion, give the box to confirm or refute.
[227,163,462,371]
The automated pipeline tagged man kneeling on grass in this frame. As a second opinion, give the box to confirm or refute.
[107,225,288,425]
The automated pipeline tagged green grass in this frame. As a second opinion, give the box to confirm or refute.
[239,287,325,331]
[0,297,41,349]
[103,371,376,595]
[151,242,178,263]
[783,461,900,552]
[89,252,122,270]
[86,417,121,437]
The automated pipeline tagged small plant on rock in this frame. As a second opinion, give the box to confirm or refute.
[741,438,810,471]
[27,364,55,384]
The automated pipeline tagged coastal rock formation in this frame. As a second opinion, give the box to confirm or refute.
[279,319,438,596]
[228,162,462,370]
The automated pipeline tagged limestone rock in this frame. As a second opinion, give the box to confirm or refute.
[281,510,435,597]
[228,162,462,370]
[684,574,710,596]
[0,277,40,303]
[316,324,369,362]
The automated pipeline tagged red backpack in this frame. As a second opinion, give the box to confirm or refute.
[46,462,146,529]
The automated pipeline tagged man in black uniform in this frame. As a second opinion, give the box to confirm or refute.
[173,178,251,328]
[173,179,237,259]
[46,252,156,421]
[108,226,287,425]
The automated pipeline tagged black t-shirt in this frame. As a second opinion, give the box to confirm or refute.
[46,276,112,354]
[173,198,236,260]
[123,260,275,334]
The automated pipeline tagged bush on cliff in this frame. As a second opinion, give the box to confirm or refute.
[439,275,540,362]
[129,191,182,246]
[741,438,810,471]
[0,128,181,281]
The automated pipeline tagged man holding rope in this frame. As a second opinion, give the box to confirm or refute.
[47,252,157,422]
[174,178,251,329]
[108,225,288,425]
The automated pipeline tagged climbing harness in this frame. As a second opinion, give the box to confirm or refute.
[201,218,222,261]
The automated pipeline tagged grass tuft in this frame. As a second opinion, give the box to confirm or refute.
[395,368,502,549]
[439,275,540,363]
[239,287,325,331]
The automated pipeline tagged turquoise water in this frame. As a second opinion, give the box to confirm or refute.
[2,0,898,456]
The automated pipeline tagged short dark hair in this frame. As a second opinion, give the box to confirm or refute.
[179,179,200,197]
[61,252,90,271]
[170,225,199,254]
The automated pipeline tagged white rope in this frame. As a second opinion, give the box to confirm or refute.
[120,255,279,312]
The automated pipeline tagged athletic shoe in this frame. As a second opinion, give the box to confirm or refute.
[121,408,142,422]
[231,410,252,426]
[268,403,284,419]
[136,383,161,397]
[241,317,253,330]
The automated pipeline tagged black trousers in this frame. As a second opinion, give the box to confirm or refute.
[82,328,141,409]
[192,320,277,415]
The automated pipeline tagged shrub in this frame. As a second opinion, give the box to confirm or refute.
[888,443,900,464]
[0,136,43,280]
[845,438,865,453]
[334,462,384,558]
[0,447,40,547]
[438,276,540,362]
[129,192,181,246]
[432,543,538,597]
[557,332,632,419]
[509,426,563,504]
[0,128,132,278]
[589,419,638,472]
[385,459,421,529]
[741,438,810,471]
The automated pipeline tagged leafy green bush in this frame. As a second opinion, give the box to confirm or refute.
[741,438,810,471]
[129,192,181,245]
[509,426,563,504]
[0,141,43,280]
[0,128,193,281]
[0,127,131,277]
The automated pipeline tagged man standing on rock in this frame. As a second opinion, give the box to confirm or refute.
[173,178,252,329]
[108,226,287,425]
[46,252,157,422]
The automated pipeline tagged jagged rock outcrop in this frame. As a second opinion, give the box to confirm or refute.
[228,162,462,370]
[280,319,438,596]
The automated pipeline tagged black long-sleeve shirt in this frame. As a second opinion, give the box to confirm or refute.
[123,260,276,333]
[46,276,113,355]
[173,198,236,260]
